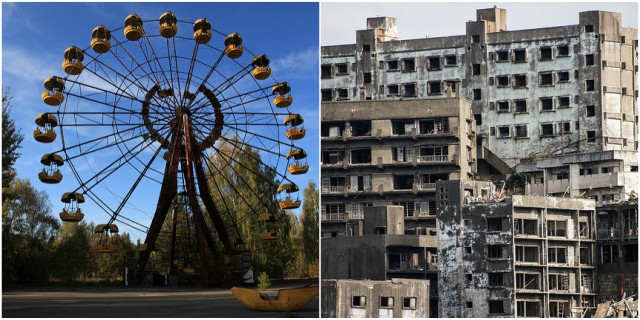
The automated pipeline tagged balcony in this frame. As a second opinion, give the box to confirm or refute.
[414,182,436,191]
[598,228,620,240]
[578,172,627,189]
[349,211,364,220]
[321,186,346,194]
[321,212,345,221]
[547,179,570,194]
[417,155,450,163]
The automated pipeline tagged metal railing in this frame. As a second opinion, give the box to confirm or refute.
[417,155,449,163]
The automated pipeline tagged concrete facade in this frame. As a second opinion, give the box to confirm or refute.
[437,180,597,318]
[321,8,638,167]
[321,278,430,318]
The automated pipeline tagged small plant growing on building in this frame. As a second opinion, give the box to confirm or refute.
[257,271,271,290]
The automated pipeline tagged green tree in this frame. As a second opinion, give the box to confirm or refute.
[95,232,137,280]
[300,181,319,264]
[53,222,92,284]
[2,87,24,201]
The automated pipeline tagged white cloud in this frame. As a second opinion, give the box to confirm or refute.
[270,47,318,81]
[3,46,58,84]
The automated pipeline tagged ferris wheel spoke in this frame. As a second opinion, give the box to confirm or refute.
[64,78,166,111]
[83,51,150,100]
[64,128,151,162]
[139,31,181,108]
[209,141,284,187]
[217,135,286,159]
[212,66,253,97]
[54,123,147,155]
[185,47,227,110]
[84,188,149,234]
[226,125,290,150]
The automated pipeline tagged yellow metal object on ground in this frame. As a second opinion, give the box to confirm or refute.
[231,286,318,312]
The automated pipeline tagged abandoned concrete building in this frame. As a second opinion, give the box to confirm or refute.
[321,278,430,318]
[321,8,638,167]
[437,180,598,318]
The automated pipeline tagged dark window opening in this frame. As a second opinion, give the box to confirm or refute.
[585,54,594,66]
[336,88,349,100]
[380,297,393,308]
[547,220,567,237]
[514,125,528,138]
[392,120,414,135]
[473,88,481,100]
[514,74,527,88]
[321,122,344,137]
[587,131,596,142]
[587,105,595,117]
[514,219,538,236]
[321,65,332,78]
[586,80,595,91]
[585,24,594,33]
[540,97,553,111]
[363,72,372,84]
[321,89,333,101]
[558,122,571,134]
[403,83,416,97]
[557,71,570,82]
[321,150,344,165]
[497,75,510,87]
[419,118,449,134]
[540,47,552,61]
[514,100,527,113]
[472,64,481,76]
[351,149,371,164]
[336,63,348,74]
[445,81,457,95]
[387,60,398,71]
[489,300,505,314]
[497,101,510,112]
[557,45,569,57]
[513,49,527,63]
[497,126,510,138]
[394,175,414,190]
[388,84,399,96]
[496,51,509,62]
[471,35,480,43]
[402,58,415,72]
[350,121,371,137]
[403,297,417,310]
[515,246,539,263]
[362,44,370,52]
[487,218,503,231]
[624,244,638,262]
[488,245,504,259]
[474,114,482,126]
[352,296,366,307]
[557,96,570,108]
[540,123,554,137]
[466,301,473,308]
[539,73,553,86]
[548,247,567,264]
[516,273,540,290]
[428,81,442,95]
[489,273,504,286]
[428,56,441,70]
[445,55,457,66]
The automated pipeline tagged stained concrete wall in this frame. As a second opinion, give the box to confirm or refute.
[322,278,430,318]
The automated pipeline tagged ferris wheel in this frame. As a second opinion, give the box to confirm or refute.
[34,12,309,283]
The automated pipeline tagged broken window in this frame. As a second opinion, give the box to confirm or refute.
[540,123,554,137]
[548,247,567,264]
[558,122,571,134]
[488,245,504,259]
[557,45,569,57]
[472,64,481,76]
[473,88,481,100]
[489,300,505,314]
[516,273,540,290]
[428,56,441,70]
[380,297,394,308]
[392,120,415,135]
[321,150,344,165]
[322,203,345,221]
[580,246,592,265]
[497,100,510,112]
[352,296,367,308]
[585,24,594,33]
[587,131,596,142]
[445,55,457,66]
[350,148,371,164]
[517,301,540,317]
[362,44,370,52]
[557,96,570,108]
[419,118,449,134]
[428,81,442,95]
[496,75,510,87]
[363,72,372,84]
[336,63,348,75]
[349,175,372,192]
[487,218,503,231]
[513,74,527,88]
[601,245,619,264]
[418,146,449,162]
[402,58,416,72]
[497,126,510,138]
[350,120,371,137]
[403,297,417,310]
[321,64,332,78]
[471,35,480,43]
[540,97,553,111]
[514,125,528,138]
[321,89,333,102]
[579,222,589,238]
[336,88,349,100]
[585,54,594,66]
[539,72,554,86]
[321,122,344,137]
[466,301,473,308]
[513,49,527,63]
[579,167,598,175]
[586,105,595,117]
[392,146,413,163]
[393,175,414,190]
[387,60,399,71]
[549,274,569,291]
[514,219,538,236]
[496,51,509,62]
[444,80,457,95]
[539,47,552,61]
[488,273,504,286]
[557,71,570,82]
[393,201,416,217]
[388,84,399,96]
[585,79,595,91]
[547,220,567,237]
[403,83,416,97]
[515,245,539,263]
[514,100,528,113]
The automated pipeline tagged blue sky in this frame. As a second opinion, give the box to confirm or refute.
[2,2,319,242]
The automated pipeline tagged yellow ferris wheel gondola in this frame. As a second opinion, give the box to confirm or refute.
[159,12,178,38]
[93,224,119,254]
[33,113,58,143]
[277,183,301,209]
[272,82,293,108]
[62,46,84,75]
[251,55,271,80]
[41,76,65,106]
[257,212,281,240]
[284,114,305,140]
[124,14,144,41]
[59,192,85,222]
[286,148,309,175]
[90,25,111,54]
[38,153,64,184]
[224,33,244,59]
[193,18,212,44]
